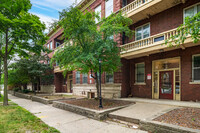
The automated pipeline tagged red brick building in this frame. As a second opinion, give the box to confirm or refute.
[45,0,200,101]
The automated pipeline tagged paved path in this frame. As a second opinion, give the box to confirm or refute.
[9,95,147,133]
[110,102,178,121]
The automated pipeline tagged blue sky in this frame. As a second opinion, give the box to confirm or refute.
[29,0,76,31]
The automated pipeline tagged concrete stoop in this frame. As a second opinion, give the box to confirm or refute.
[108,114,200,133]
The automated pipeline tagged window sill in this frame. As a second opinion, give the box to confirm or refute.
[134,83,146,85]
[189,82,200,85]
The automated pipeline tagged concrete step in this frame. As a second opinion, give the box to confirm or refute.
[108,113,140,124]
[106,117,140,130]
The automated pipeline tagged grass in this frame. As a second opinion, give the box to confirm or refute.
[0,96,11,102]
[0,105,60,133]
[0,96,3,102]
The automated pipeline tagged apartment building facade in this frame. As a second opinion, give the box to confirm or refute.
[45,0,200,101]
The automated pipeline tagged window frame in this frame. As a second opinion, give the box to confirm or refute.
[50,41,53,50]
[105,0,113,18]
[95,4,101,23]
[183,2,200,22]
[135,23,150,41]
[105,73,114,84]
[82,73,88,84]
[76,71,80,84]
[135,62,145,83]
[192,54,200,82]
[122,0,127,8]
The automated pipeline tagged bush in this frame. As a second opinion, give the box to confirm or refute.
[13,88,21,92]
[22,89,31,94]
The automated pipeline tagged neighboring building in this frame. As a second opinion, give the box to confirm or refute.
[44,0,200,101]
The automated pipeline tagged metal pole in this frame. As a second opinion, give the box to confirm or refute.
[99,58,103,108]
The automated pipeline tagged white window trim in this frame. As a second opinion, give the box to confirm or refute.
[50,41,53,50]
[105,72,114,84]
[95,4,101,23]
[135,62,145,84]
[105,0,113,18]
[135,23,150,41]
[183,2,200,23]
[192,54,200,82]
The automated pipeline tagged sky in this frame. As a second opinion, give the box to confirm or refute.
[29,0,77,32]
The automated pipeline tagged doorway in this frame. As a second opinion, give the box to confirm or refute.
[159,71,173,99]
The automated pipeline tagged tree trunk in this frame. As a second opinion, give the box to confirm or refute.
[95,72,100,99]
[3,56,8,106]
[0,58,1,98]
[3,31,8,106]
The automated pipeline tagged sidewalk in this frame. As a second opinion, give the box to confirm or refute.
[117,97,200,108]
[9,95,147,133]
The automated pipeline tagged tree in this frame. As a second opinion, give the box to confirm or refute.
[51,7,133,98]
[0,0,47,105]
[9,55,51,94]
[165,12,200,46]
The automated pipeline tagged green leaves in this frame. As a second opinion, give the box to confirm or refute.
[9,55,51,86]
[51,6,133,74]
[165,12,200,46]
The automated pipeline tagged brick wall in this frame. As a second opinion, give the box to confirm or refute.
[127,0,200,43]
[127,45,200,101]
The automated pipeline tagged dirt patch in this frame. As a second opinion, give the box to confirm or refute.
[62,99,133,110]
[154,108,200,130]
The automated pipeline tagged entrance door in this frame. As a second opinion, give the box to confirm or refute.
[70,80,73,93]
[159,71,173,99]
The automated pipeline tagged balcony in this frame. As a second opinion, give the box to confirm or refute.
[121,0,185,23]
[54,66,65,73]
[120,28,195,59]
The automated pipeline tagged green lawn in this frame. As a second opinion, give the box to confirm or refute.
[0,105,60,133]
[0,96,3,102]
[0,96,10,102]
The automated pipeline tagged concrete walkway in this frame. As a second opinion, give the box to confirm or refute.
[117,97,200,108]
[9,95,147,133]
[109,102,178,123]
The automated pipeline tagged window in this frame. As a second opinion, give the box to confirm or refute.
[105,0,113,18]
[56,42,61,48]
[76,71,80,84]
[55,61,59,66]
[122,0,127,7]
[184,3,200,19]
[82,73,88,84]
[135,23,150,41]
[50,41,53,50]
[106,73,113,83]
[47,43,49,49]
[192,55,200,82]
[135,63,145,83]
[95,5,101,23]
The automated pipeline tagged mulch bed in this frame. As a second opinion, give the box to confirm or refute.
[62,99,133,110]
[154,108,200,130]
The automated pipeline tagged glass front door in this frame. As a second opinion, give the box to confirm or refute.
[159,71,173,99]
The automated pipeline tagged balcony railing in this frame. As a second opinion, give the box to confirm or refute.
[121,0,153,15]
[120,28,181,53]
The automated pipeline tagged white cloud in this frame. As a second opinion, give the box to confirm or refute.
[31,0,76,11]
[30,12,58,33]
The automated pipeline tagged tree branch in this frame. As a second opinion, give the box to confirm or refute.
[90,70,96,79]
